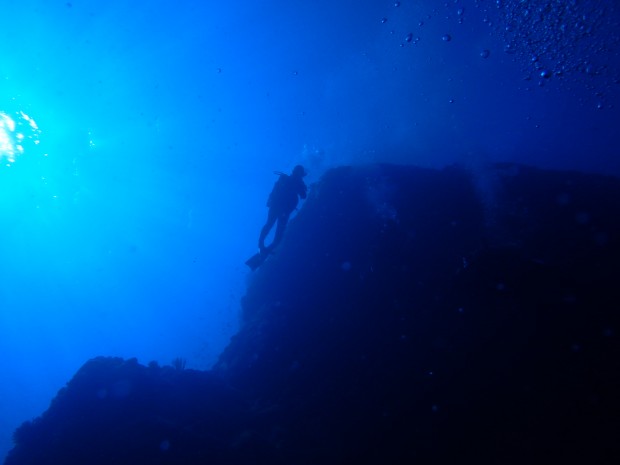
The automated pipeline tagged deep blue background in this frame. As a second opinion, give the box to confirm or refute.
[1,0,618,460]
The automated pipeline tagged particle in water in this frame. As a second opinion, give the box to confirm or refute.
[405,33,413,43]
[480,49,490,59]
[504,43,516,54]
[442,34,452,42]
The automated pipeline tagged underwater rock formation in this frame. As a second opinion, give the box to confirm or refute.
[5,164,620,464]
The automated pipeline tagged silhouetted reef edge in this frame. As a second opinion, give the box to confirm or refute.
[6,163,620,465]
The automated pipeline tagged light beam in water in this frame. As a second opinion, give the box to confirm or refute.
[0,110,42,166]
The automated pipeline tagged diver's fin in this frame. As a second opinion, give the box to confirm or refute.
[245,250,270,271]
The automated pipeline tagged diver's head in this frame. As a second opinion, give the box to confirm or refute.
[292,165,307,177]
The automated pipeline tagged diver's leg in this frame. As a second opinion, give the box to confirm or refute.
[271,213,290,250]
[258,209,278,252]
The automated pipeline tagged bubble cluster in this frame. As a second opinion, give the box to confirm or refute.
[490,0,620,90]
[379,0,618,104]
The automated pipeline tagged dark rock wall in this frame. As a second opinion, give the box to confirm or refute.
[6,164,620,465]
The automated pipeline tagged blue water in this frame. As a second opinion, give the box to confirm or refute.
[1,0,618,460]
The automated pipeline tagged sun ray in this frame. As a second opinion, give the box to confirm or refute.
[0,111,42,165]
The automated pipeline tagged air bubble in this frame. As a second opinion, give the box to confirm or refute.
[480,49,490,58]
[504,43,516,54]
[442,34,452,42]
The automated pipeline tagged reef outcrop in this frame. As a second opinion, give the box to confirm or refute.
[6,164,620,465]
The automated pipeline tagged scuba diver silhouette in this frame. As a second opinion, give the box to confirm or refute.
[246,165,308,270]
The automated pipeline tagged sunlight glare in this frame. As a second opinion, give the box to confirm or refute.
[0,110,42,165]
